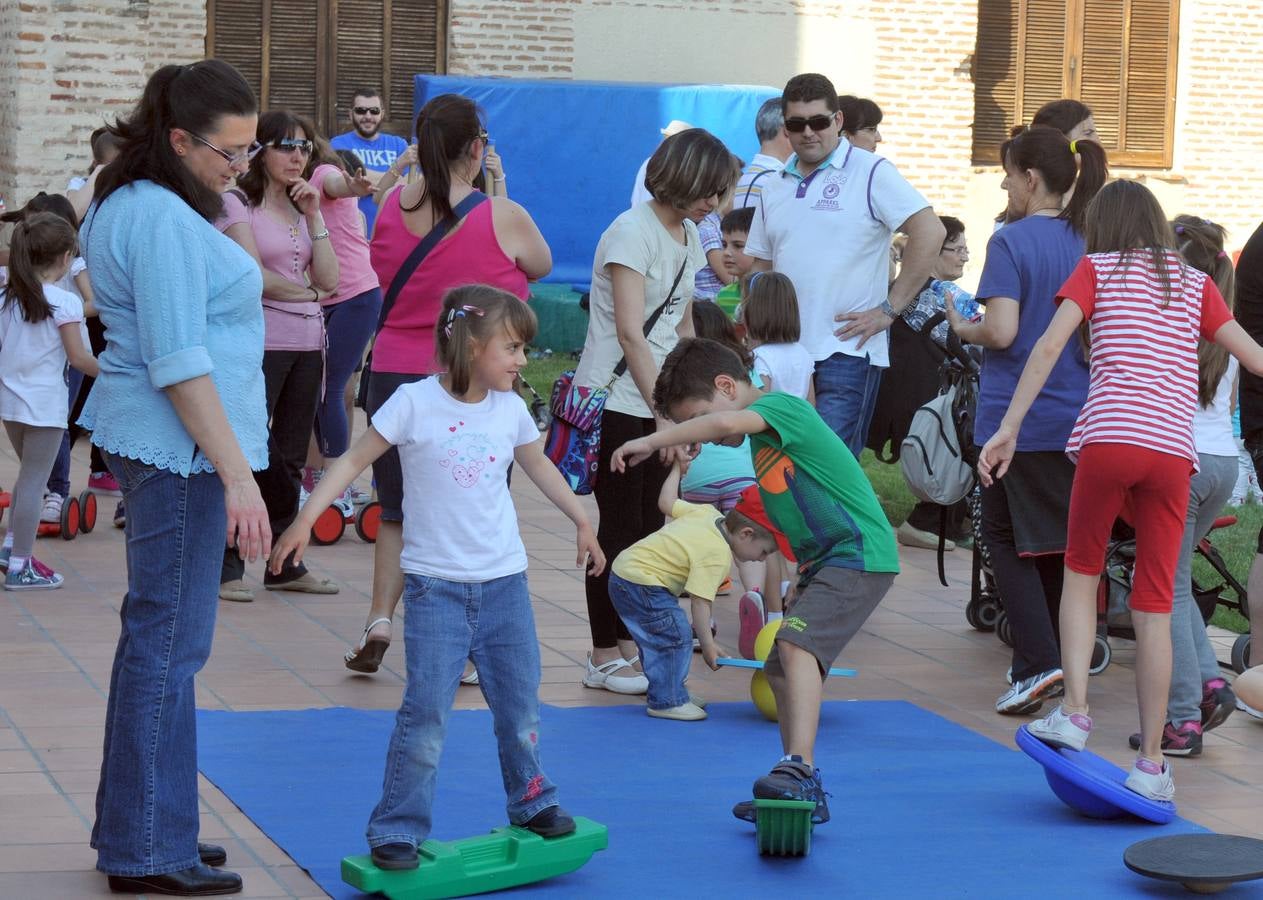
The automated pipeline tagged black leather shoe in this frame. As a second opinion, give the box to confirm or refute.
[107,863,242,896]
[370,841,419,870]
[198,842,227,867]
[523,805,576,837]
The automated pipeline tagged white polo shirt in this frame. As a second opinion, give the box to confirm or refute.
[745,144,929,367]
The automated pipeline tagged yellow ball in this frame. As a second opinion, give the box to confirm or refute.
[750,670,778,721]
[753,619,783,663]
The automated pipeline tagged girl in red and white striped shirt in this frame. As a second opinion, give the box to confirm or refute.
[979,180,1263,802]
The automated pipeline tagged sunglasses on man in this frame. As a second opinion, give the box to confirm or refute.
[270,138,314,155]
[353,106,382,116]
[784,114,837,134]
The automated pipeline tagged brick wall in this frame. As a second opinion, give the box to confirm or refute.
[0,0,205,215]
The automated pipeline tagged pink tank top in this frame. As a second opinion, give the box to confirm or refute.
[369,191,529,374]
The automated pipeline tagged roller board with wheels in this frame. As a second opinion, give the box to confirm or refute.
[310,504,347,546]
[36,492,96,541]
[356,501,382,543]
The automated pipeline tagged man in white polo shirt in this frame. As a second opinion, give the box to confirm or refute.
[733,97,792,210]
[746,73,944,456]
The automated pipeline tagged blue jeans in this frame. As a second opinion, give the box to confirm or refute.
[317,288,382,457]
[47,367,85,497]
[608,573,691,710]
[367,571,559,848]
[91,453,227,876]
[814,351,883,458]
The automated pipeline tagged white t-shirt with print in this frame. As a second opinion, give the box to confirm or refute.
[371,377,540,582]
[753,342,815,400]
[745,144,929,367]
[0,283,84,427]
[573,202,706,418]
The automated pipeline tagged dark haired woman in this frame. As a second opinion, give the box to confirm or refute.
[215,110,340,602]
[946,125,1107,718]
[81,59,271,895]
[838,95,883,152]
[573,128,733,692]
[342,92,551,671]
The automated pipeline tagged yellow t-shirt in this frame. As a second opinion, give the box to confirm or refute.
[611,500,733,601]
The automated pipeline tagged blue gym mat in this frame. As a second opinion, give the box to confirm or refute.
[196,702,1242,898]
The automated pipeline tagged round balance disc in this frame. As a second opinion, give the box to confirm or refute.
[1125,834,1263,894]
[1014,725,1176,824]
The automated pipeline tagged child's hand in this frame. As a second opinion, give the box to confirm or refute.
[269,522,310,575]
[611,437,655,472]
[701,641,720,671]
[576,523,605,576]
[977,426,1017,487]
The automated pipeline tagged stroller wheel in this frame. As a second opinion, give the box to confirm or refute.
[966,598,986,631]
[995,610,1014,647]
[977,599,1000,631]
[1232,634,1252,674]
[1089,634,1112,675]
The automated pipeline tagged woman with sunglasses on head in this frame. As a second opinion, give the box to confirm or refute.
[80,60,270,896]
[215,110,340,603]
[343,92,551,673]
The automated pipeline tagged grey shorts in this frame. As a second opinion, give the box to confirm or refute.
[765,566,895,676]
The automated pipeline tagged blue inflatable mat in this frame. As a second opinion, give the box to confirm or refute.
[414,75,779,287]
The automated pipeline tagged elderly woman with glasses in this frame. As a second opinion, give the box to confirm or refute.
[215,109,341,602]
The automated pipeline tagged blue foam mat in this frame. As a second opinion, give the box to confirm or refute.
[197,702,1250,898]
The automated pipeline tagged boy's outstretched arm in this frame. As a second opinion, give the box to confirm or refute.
[612,410,768,472]
[658,460,683,518]
[515,439,606,576]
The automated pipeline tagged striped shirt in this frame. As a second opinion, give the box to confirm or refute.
[1058,250,1232,465]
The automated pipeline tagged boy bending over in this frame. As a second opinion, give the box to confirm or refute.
[611,338,898,823]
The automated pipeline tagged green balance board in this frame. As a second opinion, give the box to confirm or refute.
[754,799,815,857]
[341,817,608,899]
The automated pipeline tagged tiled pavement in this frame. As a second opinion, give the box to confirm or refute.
[0,440,1260,898]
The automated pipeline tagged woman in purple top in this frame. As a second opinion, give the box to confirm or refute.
[216,110,340,601]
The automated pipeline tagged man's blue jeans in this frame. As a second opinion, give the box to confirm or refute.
[813,351,884,459]
[366,571,560,848]
[608,573,692,710]
[91,454,227,876]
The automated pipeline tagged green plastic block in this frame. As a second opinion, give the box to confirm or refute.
[341,816,608,899]
[754,799,814,857]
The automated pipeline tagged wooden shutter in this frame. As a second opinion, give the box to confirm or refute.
[206,0,264,102]
[267,0,324,123]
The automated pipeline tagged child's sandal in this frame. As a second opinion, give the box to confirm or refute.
[344,617,392,673]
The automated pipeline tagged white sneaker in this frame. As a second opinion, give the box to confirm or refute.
[582,654,648,694]
[1028,704,1093,751]
[1125,757,1175,802]
[333,488,354,519]
[995,668,1063,715]
[298,484,311,509]
[647,701,707,721]
[348,483,372,507]
[40,493,64,524]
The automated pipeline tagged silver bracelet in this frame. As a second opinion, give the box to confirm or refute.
[879,298,898,318]
[311,229,330,241]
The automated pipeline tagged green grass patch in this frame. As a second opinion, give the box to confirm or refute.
[522,354,578,401]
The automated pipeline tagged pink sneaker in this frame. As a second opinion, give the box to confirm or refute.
[738,590,766,660]
[88,471,121,495]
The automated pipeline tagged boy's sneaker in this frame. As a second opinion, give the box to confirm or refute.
[523,805,576,838]
[738,590,766,659]
[88,471,121,495]
[348,483,372,507]
[995,668,1064,715]
[1128,721,1202,757]
[112,502,126,528]
[1125,757,1175,802]
[647,701,707,721]
[40,493,65,524]
[1027,704,1093,751]
[333,488,355,520]
[1200,678,1237,732]
[5,559,64,591]
[752,757,830,824]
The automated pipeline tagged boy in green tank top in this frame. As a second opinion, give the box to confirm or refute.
[611,337,898,825]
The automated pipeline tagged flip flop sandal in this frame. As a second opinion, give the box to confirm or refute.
[270,571,340,594]
[460,667,479,685]
[345,617,392,673]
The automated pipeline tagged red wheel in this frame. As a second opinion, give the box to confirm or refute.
[310,505,345,546]
[78,490,97,533]
[61,496,80,541]
[37,522,59,538]
[355,501,382,544]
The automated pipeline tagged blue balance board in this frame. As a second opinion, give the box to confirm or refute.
[1015,725,1176,824]
[716,657,856,678]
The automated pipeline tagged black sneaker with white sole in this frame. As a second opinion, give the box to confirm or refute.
[995,668,1064,715]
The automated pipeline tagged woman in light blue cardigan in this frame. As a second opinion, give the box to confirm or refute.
[79,60,271,898]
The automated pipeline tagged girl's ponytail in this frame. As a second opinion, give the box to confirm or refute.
[404,94,484,225]
[1060,138,1107,234]
[1002,126,1108,235]
[1173,215,1236,407]
[2,212,76,323]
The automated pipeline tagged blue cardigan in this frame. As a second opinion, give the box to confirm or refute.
[79,181,268,476]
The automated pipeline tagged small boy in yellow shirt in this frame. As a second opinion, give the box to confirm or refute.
[609,461,780,721]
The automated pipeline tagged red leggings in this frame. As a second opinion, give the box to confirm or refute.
[1064,443,1192,614]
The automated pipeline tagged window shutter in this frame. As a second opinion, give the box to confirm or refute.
[386,0,445,138]
[973,0,1071,164]
[1078,0,1178,166]
[267,0,324,123]
[206,0,264,104]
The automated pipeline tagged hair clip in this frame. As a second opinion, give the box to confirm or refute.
[1218,251,1229,259]
[443,304,485,338]
[1174,225,1185,235]
[1068,139,1078,154]
[746,271,765,291]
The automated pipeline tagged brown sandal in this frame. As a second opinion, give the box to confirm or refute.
[344,617,391,673]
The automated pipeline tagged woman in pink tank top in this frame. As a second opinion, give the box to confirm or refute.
[347,94,551,672]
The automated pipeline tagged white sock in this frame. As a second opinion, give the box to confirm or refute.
[2,532,12,550]
[767,611,784,622]
[8,555,27,573]
[780,580,791,596]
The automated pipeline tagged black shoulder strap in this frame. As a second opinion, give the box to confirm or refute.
[610,251,690,380]
[740,166,774,208]
[376,191,488,333]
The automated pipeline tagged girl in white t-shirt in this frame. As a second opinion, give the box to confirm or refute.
[270,285,604,869]
[741,271,816,403]
[0,212,99,590]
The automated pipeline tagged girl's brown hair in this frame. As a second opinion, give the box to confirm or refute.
[1173,215,1236,407]
[645,129,738,210]
[435,284,537,395]
[1084,179,1183,308]
[740,271,800,345]
[407,94,485,225]
[1001,125,1108,233]
[691,299,753,369]
[2,212,77,323]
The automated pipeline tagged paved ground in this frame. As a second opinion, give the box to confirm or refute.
[0,438,1260,898]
